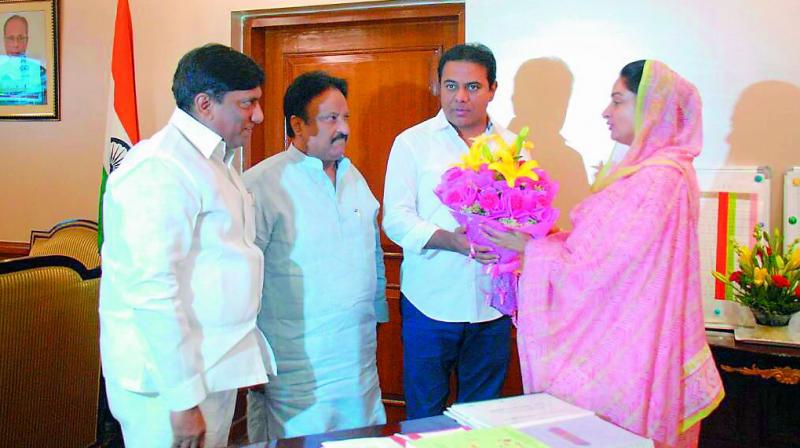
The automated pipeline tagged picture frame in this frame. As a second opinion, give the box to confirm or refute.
[0,0,58,120]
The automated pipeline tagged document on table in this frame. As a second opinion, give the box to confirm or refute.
[444,393,594,428]
[408,427,547,448]
[320,436,403,448]
[519,414,654,448]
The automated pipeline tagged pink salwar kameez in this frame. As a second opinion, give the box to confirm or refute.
[516,61,724,447]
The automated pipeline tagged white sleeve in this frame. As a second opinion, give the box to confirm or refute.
[381,134,439,254]
[110,156,207,411]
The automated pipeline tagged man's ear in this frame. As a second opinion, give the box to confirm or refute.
[193,93,214,121]
[488,81,498,101]
[289,115,305,138]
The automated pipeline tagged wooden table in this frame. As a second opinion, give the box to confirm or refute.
[701,330,800,447]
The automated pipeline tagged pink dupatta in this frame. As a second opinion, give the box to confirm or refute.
[517,61,724,447]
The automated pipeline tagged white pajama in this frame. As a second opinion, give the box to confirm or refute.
[106,382,236,448]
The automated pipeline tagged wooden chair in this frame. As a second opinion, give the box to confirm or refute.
[0,254,101,447]
[28,219,100,270]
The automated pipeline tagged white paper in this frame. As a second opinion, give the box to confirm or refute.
[321,436,402,448]
[445,393,594,429]
[520,414,653,448]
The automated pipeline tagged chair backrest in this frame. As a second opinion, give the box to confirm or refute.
[28,219,100,270]
[0,255,101,447]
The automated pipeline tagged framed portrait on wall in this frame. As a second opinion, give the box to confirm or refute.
[0,0,58,120]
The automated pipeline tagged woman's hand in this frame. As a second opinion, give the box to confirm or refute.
[425,227,498,264]
[481,225,530,255]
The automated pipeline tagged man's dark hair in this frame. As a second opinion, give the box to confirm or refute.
[283,71,347,138]
[620,60,646,94]
[171,43,264,113]
[437,43,497,85]
[4,15,28,35]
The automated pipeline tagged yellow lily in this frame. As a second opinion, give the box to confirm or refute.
[516,159,541,182]
[490,134,513,157]
[737,246,753,270]
[785,248,800,271]
[776,254,785,271]
[522,140,534,152]
[489,151,541,187]
[458,129,539,182]
[753,267,768,286]
[458,142,488,171]
[471,134,491,147]
[488,150,518,187]
[711,271,728,284]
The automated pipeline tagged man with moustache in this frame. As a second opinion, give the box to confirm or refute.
[383,43,516,418]
[100,44,275,448]
[243,71,387,440]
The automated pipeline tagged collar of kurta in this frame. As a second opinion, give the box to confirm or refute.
[286,143,351,173]
[430,108,495,136]
[169,107,231,163]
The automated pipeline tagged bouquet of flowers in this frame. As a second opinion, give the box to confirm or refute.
[712,224,800,325]
[434,127,559,316]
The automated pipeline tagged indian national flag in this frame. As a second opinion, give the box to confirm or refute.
[98,0,140,248]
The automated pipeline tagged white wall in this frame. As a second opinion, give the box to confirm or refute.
[468,0,800,175]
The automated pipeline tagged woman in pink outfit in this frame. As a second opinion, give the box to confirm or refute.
[485,60,725,447]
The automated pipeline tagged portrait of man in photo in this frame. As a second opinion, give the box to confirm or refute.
[0,12,48,105]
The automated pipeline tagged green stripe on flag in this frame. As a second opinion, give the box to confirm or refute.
[98,168,109,249]
[725,193,737,301]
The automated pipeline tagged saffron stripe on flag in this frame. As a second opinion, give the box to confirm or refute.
[98,0,140,249]
[714,192,729,300]
[111,0,139,142]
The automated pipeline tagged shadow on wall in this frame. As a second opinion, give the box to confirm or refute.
[507,58,589,231]
[725,81,800,229]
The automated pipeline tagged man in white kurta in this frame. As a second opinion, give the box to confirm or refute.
[100,44,276,448]
[382,43,514,419]
[243,71,387,440]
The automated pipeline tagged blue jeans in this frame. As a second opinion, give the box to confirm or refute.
[400,294,511,419]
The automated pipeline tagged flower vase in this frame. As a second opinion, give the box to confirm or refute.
[750,307,792,327]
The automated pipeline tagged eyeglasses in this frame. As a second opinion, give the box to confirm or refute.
[4,35,28,44]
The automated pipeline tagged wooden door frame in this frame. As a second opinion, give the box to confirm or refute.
[230,0,465,168]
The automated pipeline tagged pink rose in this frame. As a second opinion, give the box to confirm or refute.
[501,188,528,219]
[440,184,477,210]
[477,188,502,214]
[474,166,497,187]
[442,166,465,183]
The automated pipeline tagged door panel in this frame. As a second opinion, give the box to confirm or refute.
[256,16,460,168]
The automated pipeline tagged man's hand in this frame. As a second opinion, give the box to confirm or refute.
[170,406,205,448]
[424,227,498,264]
[481,225,530,255]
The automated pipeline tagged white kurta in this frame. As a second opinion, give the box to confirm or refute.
[382,110,517,322]
[100,108,275,411]
[243,145,388,439]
